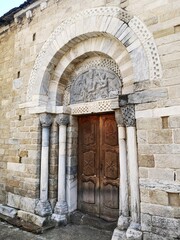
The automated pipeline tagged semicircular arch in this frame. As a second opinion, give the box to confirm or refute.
[26,7,162,107]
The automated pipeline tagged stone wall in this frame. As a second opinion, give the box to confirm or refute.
[127,0,180,238]
[0,0,179,239]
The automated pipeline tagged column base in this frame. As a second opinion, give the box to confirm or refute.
[51,201,68,225]
[117,215,130,230]
[126,222,142,240]
[111,228,127,240]
[34,200,52,217]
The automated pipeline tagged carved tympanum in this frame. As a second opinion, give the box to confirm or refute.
[70,69,121,104]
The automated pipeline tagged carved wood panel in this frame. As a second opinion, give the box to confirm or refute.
[78,113,119,221]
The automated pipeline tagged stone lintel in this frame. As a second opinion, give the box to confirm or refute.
[119,88,167,106]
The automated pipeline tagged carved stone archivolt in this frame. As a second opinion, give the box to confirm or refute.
[70,69,121,104]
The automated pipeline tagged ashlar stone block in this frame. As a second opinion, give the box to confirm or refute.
[0,204,17,218]
[18,210,47,227]
[138,155,155,168]
[148,130,173,144]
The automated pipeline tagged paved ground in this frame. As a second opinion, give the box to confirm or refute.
[0,220,113,240]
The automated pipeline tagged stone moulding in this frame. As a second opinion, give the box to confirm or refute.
[26,6,162,107]
[70,98,119,115]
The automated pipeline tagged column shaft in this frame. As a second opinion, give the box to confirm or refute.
[119,126,129,217]
[127,126,140,223]
[40,127,50,202]
[58,124,67,202]
[52,114,69,224]
[35,113,52,217]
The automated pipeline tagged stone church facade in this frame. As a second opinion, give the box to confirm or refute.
[0,0,179,239]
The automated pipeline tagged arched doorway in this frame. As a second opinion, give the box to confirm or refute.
[23,6,162,239]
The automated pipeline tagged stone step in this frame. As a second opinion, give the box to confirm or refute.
[0,213,55,234]
[70,211,117,231]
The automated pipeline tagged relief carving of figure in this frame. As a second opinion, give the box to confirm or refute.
[70,68,121,104]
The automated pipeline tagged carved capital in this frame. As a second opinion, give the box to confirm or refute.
[121,105,136,127]
[56,114,69,126]
[115,109,124,126]
[40,113,53,127]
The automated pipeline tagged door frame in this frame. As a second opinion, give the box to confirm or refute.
[77,113,119,221]
[65,99,121,216]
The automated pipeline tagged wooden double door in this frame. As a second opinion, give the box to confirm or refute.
[78,113,119,221]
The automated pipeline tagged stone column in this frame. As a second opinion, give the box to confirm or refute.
[115,110,130,229]
[35,113,53,217]
[121,105,142,240]
[52,114,69,224]
[112,110,130,240]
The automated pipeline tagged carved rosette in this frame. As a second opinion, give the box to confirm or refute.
[56,114,69,126]
[40,113,53,127]
[121,105,136,127]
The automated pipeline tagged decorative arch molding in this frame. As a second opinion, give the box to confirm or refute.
[48,37,133,106]
[26,6,162,107]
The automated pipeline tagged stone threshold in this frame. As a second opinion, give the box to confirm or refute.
[70,210,116,231]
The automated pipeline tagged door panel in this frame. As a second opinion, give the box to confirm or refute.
[100,114,119,221]
[78,115,100,216]
[78,113,119,221]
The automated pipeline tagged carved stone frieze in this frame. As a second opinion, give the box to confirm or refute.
[40,113,53,127]
[56,114,69,126]
[70,69,121,104]
[121,105,136,127]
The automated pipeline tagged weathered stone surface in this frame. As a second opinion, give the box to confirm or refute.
[169,116,180,128]
[152,216,180,238]
[149,190,169,206]
[148,168,174,181]
[112,228,127,240]
[141,202,180,218]
[138,155,155,168]
[168,193,180,207]
[17,210,47,227]
[136,118,162,130]
[0,204,17,218]
[174,129,180,143]
[7,193,36,213]
[117,215,130,230]
[126,228,142,240]
[0,1,180,240]
[141,213,152,232]
[35,200,52,217]
[154,154,180,169]
[137,131,147,144]
[148,130,173,144]
[128,89,168,104]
